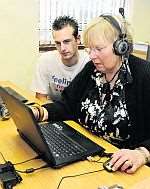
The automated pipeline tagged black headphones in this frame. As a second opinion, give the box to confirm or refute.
[100,15,132,56]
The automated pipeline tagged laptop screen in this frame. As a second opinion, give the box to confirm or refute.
[0,86,54,163]
[0,86,105,168]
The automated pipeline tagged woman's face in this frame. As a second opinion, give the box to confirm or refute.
[86,39,121,74]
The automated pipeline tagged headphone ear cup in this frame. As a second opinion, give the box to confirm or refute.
[113,39,129,56]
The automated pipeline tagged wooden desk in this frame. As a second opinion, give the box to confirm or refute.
[0,81,150,189]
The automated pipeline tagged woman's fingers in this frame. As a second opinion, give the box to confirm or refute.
[110,149,146,173]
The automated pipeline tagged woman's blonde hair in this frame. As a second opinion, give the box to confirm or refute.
[83,15,133,51]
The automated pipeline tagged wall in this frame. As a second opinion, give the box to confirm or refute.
[0,0,150,91]
[131,0,150,43]
[0,1,39,90]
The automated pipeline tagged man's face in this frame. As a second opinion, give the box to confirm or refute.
[52,26,80,60]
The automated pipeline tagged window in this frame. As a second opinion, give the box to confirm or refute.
[39,0,131,45]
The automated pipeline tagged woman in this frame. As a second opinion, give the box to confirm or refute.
[32,15,150,173]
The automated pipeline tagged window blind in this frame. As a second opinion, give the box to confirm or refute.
[39,0,130,45]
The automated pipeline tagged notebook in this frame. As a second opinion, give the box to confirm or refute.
[0,86,105,168]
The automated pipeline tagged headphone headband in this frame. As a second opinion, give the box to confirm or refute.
[100,14,130,56]
[101,15,122,35]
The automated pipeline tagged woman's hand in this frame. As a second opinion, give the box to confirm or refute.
[29,106,40,121]
[109,149,146,174]
[28,104,48,122]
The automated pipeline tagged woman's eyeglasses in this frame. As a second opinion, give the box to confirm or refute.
[84,46,107,54]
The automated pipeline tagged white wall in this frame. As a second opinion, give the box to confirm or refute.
[0,1,39,90]
[0,0,150,91]
[131,0,150,43]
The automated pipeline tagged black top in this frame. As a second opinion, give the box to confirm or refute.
[43,55,150,150]
[77,62,132,148]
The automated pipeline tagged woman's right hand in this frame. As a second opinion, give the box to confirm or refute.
[109,148,147,173]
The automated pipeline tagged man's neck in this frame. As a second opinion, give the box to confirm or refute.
[62,52,79,67]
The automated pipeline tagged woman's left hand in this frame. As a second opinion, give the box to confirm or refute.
[109,149,146,174]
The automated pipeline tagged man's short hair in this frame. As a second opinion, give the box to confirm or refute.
[52,15,78,39]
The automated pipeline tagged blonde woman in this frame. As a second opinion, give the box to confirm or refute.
[32,15,150,173]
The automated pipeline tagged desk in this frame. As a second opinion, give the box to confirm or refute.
[0,81,150,189]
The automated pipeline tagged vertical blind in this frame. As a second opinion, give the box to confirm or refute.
[39,0,130,45]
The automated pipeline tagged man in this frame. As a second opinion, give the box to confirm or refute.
[31,16,89,102]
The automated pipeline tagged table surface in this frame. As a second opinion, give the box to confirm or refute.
[0,81,150,189]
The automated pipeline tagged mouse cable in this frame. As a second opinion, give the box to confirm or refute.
[86,152,113,163]
[16,163,49,174]
[56,168,105,189]
[101,152,113,158]
[87,156,103,163]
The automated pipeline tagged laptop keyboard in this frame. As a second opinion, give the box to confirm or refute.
[40,123,87,159]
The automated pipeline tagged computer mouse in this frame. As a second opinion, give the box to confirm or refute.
[103,158,114,172]
[103,158,133,173]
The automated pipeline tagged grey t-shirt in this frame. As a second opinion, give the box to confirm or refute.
[31,50,89,101]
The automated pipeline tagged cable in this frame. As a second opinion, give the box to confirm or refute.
[0,151,7,162]
[87,152,113,164]
[0,151,44,166]
[16,164,49,174]
[87,156,103,163]
[0,151,49,175]
[56,168,105,189]
[101,152,113,158]
[13,154,42,165]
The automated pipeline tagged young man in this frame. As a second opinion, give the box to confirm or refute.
[31,16,89,102]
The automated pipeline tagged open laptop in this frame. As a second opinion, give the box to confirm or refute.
[0,86,105,168]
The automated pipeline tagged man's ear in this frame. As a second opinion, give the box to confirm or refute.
[76,35,81,45]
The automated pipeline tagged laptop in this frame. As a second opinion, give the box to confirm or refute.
[4,87,28,103]
[0,86,105,168]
